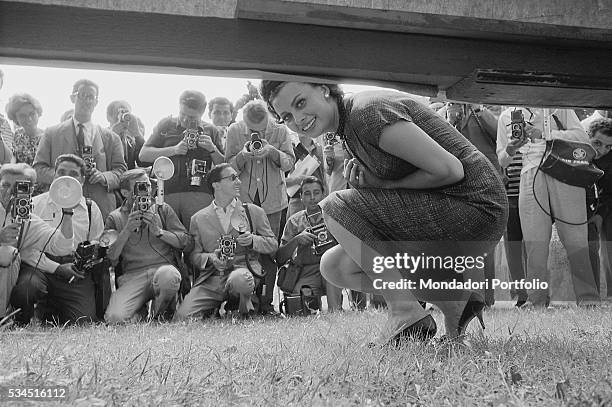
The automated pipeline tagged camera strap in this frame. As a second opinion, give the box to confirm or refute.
[304,205,323,229]
[241,203,265,279]
[86,198,92,241]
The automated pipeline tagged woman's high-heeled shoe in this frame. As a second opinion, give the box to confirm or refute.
[456,294,486,338]
[369,314,437,348]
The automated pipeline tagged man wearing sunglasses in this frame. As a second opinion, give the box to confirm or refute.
[175,163,278,319]
[32,79,127,219]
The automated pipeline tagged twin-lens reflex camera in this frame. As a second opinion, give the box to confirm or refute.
[11,180,33,224]
[82,146,96,172]
[133,181,151,213]
[248,132,263,153]
[510,110,526,141]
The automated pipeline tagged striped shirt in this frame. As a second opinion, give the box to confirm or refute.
[504,152,523,197]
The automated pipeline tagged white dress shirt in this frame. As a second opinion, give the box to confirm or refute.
[31,192,104,273]
[1,205,74,273]
[212,198,237,234]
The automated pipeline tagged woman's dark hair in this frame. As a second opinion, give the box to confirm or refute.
[206,163,233,191]
[259,81,344,122]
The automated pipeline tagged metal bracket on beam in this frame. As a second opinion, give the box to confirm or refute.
[447,69,612,108]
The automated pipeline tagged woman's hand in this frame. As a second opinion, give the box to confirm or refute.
[343,158,386,188]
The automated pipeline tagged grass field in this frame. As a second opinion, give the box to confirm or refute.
[1,305,612,406]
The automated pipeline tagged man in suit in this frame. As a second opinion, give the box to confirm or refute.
[174,163,278,319]
[32,79,127,219]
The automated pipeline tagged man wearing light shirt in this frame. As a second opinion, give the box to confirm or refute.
[175,163,278,319]
[11,156,101,325]
[2,164,76,325]
[497,107,599,308]
[104,169,189,323]
[33,79,126,219]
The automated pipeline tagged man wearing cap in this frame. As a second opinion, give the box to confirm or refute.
[174,163,278,319]
[225,100,295,313]
[139,90,225,228]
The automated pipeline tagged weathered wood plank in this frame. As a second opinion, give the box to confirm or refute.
[236,0,612,44]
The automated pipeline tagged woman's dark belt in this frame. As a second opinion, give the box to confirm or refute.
[44,252,75,264]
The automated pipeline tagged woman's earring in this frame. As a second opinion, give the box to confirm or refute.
[325,92,329,98]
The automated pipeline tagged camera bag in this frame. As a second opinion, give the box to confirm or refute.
[538,115,603,188]
[277,257,304,294]
[280,285,321,316]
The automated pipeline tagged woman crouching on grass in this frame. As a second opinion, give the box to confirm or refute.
[261,81,508,344]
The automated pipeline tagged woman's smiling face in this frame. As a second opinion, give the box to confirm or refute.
[271,82,336,138]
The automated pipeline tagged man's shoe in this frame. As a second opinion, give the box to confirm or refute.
[515,299,527,308]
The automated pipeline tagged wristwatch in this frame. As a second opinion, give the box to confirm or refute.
[62,209,74,215]
[155,230,164,238]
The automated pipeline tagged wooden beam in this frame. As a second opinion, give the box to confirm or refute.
[1,1,611,106]
[236,0,612,46]
[447,70,612,108]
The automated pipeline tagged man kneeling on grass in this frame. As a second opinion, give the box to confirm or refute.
[276,176,340,310]
[104,169,190,323]
[11,155,105,325]
[2,164,75,324]
[174,163,277,319]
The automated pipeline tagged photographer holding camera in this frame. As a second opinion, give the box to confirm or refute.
[104,169,190,323]
[139,90,225,228]
[174,164,278,319]
[497,107,600,308]
[225,100,296,314]
[277,176,339,312]
[33,79,127,220]
[9,155,105,324]
[107,100,146,170]
[1,164,76,324]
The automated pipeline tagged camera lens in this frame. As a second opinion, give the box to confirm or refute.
[17,207,28,216]
[318,231,327,242]
[18,198,28,206]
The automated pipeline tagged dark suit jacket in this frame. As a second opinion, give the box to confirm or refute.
[33,119,127,218]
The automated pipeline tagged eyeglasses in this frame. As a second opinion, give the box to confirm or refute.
[72,92,98,102]
[220,174,239,182]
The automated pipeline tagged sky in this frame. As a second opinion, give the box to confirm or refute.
[0,62,429,139]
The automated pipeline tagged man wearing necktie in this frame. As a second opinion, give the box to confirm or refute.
[32,79,127,219]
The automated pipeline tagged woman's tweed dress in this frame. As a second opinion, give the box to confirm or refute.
[320,91,508,272]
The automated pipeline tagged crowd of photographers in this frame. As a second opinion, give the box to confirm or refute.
[0,69,611,326]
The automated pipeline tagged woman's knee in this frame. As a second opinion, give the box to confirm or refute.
[320,245,361,287]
